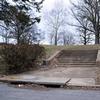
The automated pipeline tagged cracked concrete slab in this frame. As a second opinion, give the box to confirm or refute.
[0,67,98,86]
[68,78,95,86]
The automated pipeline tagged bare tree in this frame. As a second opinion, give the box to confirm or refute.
[79,29,93,45]
[59,31,75,45]
[49,33,54,45]
[76,19,93,45]
[70,0,100,44]
[44,0,68,45]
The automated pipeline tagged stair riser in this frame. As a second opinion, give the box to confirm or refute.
[56,65,97,67]
[57,63,96,65]
[58,61,95,63]
[57,57,96,59]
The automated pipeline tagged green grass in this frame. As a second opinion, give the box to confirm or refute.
[43,45,100,59]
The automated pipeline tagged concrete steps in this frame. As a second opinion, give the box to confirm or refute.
[55,50,97,68]
[57,59,96,63]
[56,65,97,67]
[59,59,97,63]
[57,62,96,65]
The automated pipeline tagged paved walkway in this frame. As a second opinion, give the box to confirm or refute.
[0,67,98,86]
[29,67,98,78]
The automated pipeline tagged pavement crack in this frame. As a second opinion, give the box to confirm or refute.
[62,79,71,87]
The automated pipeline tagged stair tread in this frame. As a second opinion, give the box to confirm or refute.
[57,63,96,64]
[56,65,97,67]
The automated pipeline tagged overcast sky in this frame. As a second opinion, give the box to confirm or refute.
[42,0,71,9]
[39,0,78,44]
[42,0,78,10]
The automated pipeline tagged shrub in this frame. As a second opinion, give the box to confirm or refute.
[1,44,45,74]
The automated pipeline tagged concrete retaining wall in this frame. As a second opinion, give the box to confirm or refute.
[96,50,100,66]
[43,50,61,65]
[96,50,100,84]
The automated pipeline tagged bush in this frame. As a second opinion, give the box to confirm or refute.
[1,44,45,74]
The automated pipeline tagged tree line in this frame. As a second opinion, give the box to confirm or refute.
[70,0,100,45]
[43,0,100,45]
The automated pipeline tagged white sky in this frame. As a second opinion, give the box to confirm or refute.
[42,0,71,11]
[40,0,78,44]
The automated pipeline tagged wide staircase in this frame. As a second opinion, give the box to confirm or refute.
[55,50,98,67]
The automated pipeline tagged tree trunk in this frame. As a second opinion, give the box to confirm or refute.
[95,33,99,44]
[54,32,57,45]
[84,40,87,45]
[83,29,87,45]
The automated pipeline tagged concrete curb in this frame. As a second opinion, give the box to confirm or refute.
[0,78,69,86]
[0,78,100,90]
[64,84,100,90]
